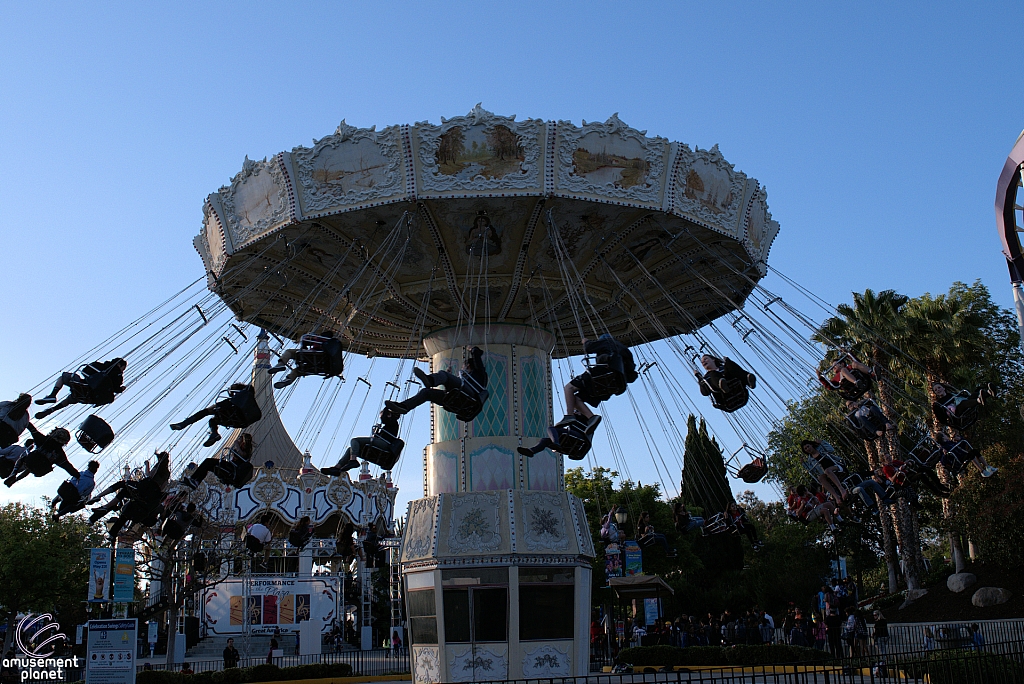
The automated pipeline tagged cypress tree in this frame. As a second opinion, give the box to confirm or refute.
[680,414,734,516]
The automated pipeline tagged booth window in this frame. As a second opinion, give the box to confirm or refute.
[406,589,437,645]
[519,567,574,641]
[441,568,508,643]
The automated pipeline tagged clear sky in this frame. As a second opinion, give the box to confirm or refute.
[1,2,1021,515]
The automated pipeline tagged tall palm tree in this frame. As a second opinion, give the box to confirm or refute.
[896,288,997,572]
[815,289,925,591]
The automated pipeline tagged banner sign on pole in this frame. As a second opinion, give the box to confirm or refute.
[623,540,643,576]
[112,549,135,602]
[88,549,112,602]
[85,619,136,684]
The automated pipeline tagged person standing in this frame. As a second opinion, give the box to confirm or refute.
[825,608,843,658]
[223,638,240,669]
[873,610,889,656]
[267,635,279,664]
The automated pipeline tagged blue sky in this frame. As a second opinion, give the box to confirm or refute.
[1,2,1021,514]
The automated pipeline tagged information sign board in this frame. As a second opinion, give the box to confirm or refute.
[85,619,137,684]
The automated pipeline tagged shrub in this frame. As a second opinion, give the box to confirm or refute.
[617,644,833,667]
[924,649,1024,684]
[237,665,281,683]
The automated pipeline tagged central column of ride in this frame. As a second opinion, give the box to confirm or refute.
[400,324,595,683]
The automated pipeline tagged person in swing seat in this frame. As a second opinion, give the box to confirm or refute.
[268,331,344,389]
[726,502,763,548]
[935,434,997,478]
[89,451,171,523]
[288,515,315,550]
[386,347,488,421]
[818,355,874,398]
[565,334,638,407]
[844,399,894,439]
[323,407,403,474]
[801,440,848,502]
[0,394,34,449]
[170,383,261,447]
[696,355,756,409]
[160,502,204,544]
[635,510,677,557]
[516,412,600,459]
[3,425,75,488]
[931,382,995,429]
[51,460,99,520]
[35,358,127,419]
[673,501,705,534]
[181,433,255,489]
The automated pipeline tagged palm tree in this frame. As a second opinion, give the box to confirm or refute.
[815,289,925,591]
[896,286,997,572]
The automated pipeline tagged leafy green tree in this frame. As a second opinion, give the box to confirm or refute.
[0,503,104,653]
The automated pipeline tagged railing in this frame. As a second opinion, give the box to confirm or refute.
[566,639,1024,683]
[137,649,410,677]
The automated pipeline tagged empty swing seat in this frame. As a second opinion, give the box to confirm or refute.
[77,414,115,453]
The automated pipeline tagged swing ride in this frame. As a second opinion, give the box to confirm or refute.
[13,106,1005,679]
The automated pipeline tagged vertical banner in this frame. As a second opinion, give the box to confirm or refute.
[604,543,622,581]
[295,595,310,622]
[88,549,112,602]
[623,540,643,576]
[643,598,660,626]
[262,595,278,625]
[112,549,135,602]
[279,595,294,625]
[247,596,262,625]
[85,619,137,684]
[229,596,244,626]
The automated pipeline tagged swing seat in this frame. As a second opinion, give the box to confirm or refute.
[24,451,53,477]
[822,370,873,401]
[214,459,255,488]
[842,473,863,491]
[294,338,345,378]
[942,439,975,474]
[845,401,887,441]
[737,457,767,483]
[77,414,115,453]
[550,421,592,460]
[582,353,628,401]
[710,387,749,413]
[218,386,262,428]
[161,517,188,541]
[360,432,404,470]
[71,362,124,405]
[702,512,730,535]
[55,480,84,517]
[942,393,979,432]
[907,437,941,469]
[441,383,487,422]
[288,531,310,549]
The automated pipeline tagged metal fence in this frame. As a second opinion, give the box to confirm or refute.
[137,649,409,675]
[534,638,1024,683]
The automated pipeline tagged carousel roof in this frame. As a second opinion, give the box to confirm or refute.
[194,106,780,357]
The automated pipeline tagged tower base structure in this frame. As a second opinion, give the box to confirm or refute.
[401,489,595,682]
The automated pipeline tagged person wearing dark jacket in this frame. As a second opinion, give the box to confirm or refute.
[387,347,488,421]
[223,638,240,668]
[35,358,127,419]
[0,394,34,448]
[4,425,75,487]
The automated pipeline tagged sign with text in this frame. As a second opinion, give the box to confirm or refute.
[88,549,112,602]
[623,540,643,576]
[112,549,135,602]
[86,619,136,684]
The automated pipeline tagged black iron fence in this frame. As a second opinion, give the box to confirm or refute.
[138,649,410,676]
[535,638,1024,683]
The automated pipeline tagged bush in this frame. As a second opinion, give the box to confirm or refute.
[924,649,1024,684]
[617,644,833,667]
[136,662,352,684]
[238,665,280,683]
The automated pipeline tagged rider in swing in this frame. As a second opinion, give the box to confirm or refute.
[386,346,488,421]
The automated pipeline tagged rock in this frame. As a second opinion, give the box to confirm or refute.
[947,572,977,593]
[972,587,1012,607]
[907,588,929,601]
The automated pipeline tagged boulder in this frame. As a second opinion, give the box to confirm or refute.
[971,587,1012,607]
[899,588,929,609]
[947,572,977,593]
